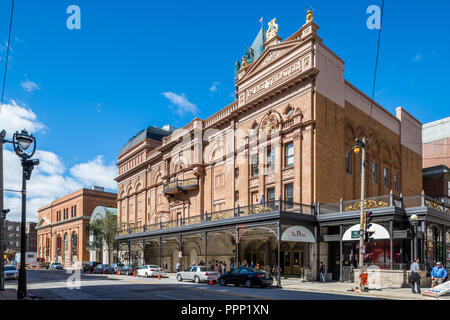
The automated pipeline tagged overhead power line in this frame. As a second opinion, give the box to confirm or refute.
[0,0,15,112]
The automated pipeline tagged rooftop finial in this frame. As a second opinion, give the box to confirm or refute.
[265,18,279,41]
[306,6,314,23]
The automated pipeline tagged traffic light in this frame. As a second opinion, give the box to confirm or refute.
[365,211,373,230]
[364,230,375,242]
[0,208,9,220]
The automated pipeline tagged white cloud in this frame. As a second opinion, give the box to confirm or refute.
[162,91,198,116]
[0,100,46,134]
[1,101,117,222]
[209,81,220,92]
[21,80,40,92]
[70,155,116,190]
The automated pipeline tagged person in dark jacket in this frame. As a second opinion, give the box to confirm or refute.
[319,262,326,282]
[410,258,421,294]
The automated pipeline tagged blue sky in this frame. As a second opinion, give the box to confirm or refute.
[0,0,449,220]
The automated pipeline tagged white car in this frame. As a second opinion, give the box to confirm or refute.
[49,262,63,270]
[137,265,161,277]
[4,265,19,280]
[176,266,219,283]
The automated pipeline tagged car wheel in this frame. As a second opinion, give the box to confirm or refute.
[145,272,148,278]
[219,278,226,286]
[245,280,252,288]
[194,276,200,284]
[177,274,183,282]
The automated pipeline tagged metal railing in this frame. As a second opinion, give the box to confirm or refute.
[117,200,313,237]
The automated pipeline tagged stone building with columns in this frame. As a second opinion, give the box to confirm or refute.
[36,187,117,266]
[115,12,436,284]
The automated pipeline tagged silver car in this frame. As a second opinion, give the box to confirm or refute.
[4,265,19,280]
[176,266,219,283]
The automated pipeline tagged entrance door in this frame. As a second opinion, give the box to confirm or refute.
[281,251,291,275]
[292,250,303,275]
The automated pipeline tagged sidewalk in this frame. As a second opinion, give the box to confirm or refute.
[0,289,16,300]
[279,277,449,300]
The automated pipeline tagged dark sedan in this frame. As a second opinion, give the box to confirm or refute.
[83,261,101,273]
[119,265,138,276]
[218,267,273,288]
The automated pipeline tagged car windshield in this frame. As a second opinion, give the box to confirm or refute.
[246,267,266,274]
[148,265,159,268]
[4,266,16,271]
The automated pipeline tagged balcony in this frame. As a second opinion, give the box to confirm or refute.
[116,200,313,237]
[163,178,199,195]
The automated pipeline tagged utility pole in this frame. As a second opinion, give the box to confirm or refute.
[353,137,368,289]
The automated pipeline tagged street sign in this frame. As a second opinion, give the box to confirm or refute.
[351,231,360,239]
[360,245,366,254]
[178,251,182,258]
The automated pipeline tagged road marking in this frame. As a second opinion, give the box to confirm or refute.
[115,278,278,300]
[156,294,182,300]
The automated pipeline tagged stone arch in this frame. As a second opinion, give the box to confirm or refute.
[259,110,282,134]
[153,170,161,185]
[205,139,225,164]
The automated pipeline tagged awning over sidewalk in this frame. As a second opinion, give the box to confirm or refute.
[281,225,316,243]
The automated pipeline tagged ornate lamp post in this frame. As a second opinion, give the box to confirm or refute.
[12,130,39,300]
[410,214,419,261]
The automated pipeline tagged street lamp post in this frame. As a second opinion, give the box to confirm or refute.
[353,137,367,288]
[11,130,39,300]
[410,214,419,260]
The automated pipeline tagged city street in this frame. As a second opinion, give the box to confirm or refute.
[4,270,381,300]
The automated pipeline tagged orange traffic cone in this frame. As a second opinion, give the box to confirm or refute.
[116,270,119,276]
[209,279,213,285]
[158,272,161,280]
[133,270,136,277]
[88,268,91,274]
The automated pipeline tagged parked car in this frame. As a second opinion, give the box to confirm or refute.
[83,261,101,273]
[218,267,273,288]
[4,265,19,280]
[119,265,138,276]
[107,263,125,274]
[49,262,63,270]
[38,262,50,269]
[176,266,219,283]
[137,265,161,278]
[92,264,109,274]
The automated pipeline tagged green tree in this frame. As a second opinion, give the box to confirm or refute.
[87,212,117,264]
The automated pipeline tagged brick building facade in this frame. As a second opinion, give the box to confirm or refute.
[36,188,117,266]
[115,13,427,279]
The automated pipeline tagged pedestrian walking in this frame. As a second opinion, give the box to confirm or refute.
[230,260,234,271]
[250,261,255,268]
[410,258,421,294]
[319,262,326,283]
[176,261,181,273]
[163,261,168,271]
[222,262,226,274]
[431,261,447,287]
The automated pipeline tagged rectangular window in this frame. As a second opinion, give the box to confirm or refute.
[251,192,259,205]
[384,168,389,189]
[71,206,73,218]
[394,173,398,192]
[285,184,294,209]
[345,152,352,174]
[74,205,76,217]
[250,153,259,177]
[372,163,377,184]
[267,147,275,172]
[267,188,275,202]
[285,142,294,167]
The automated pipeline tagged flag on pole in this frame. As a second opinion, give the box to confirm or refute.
[259,17,263,23]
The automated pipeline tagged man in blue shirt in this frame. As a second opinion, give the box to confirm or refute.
[431,262,448,288]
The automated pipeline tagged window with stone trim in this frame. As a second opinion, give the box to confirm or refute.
[250,153,259,177]
[393,173,398,192]
[372,163,377,184]
[266,147,275,172]
[285,142,294,167]
[345,152,352,174]
[384,168,389,189]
